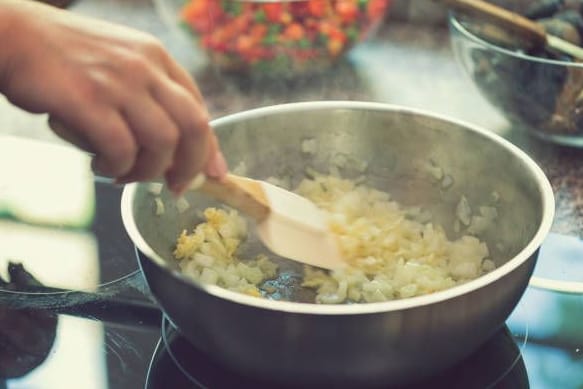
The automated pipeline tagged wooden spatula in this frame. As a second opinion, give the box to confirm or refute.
[47,119,345,270]
[190,174,345,270]
[437,0,583,60]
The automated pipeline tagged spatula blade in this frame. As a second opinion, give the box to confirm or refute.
[256,181,344,270]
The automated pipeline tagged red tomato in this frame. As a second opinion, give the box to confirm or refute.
[318,20,333,35]
[327,38,344,56]
[308,0,327,17]
[185,0,224,33]
[236,35,255,54]
[367,0,388,21]
[284,23,306,41]
[236,37,270,63]
[210,38,228,52]
[327,25,347,43]
[250,24,268,42]
[280,11,293,24]
[289,2,310,17]
[335,0,359,23]
[231,13,251,33]
[181,0,206,24]
[262,3,284,23]
[208,13,248,48]
[304,17,318,29]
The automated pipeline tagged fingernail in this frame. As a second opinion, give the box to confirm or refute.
[206,151,228,179]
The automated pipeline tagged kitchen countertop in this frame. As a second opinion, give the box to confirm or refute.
[1,3,583,388]
[2,0,583,237]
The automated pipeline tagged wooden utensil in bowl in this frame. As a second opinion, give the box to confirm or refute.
[192,174,345,270]
[48,119,345,270]
[436,0,583,59]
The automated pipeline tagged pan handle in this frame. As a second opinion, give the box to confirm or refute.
[0,286,162,329]
[0,262,162,329]
[51,293,162,329]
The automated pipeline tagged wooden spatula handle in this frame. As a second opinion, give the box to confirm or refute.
[437,0,547,47]
[199,174,271,221]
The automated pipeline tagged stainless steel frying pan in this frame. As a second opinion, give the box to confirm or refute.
[121,101,554,387]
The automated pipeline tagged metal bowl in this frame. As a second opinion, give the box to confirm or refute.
[449,3,583,147]
[121,101,554,386]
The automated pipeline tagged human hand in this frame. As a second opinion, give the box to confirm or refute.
[0,0,227,194]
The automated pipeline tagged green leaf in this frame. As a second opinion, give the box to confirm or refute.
[263,33,279,45]
[347,27,358,42]
[298,38,311,48]
[268,24,281,35]
[255,9,266,22]
[225,0,242,15]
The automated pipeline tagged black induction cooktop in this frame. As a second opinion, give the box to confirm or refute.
[0,180,582,389]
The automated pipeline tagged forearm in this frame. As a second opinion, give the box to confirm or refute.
[0,1,25,91]
[0,0,50,91]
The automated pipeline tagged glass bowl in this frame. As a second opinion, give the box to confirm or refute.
[155,0,390,78]
[449,7,583,147]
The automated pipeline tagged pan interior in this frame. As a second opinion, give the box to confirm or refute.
[130,105,546,304]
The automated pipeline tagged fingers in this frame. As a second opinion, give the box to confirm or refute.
[49,45,225,191]
[169,65,229,180]
[50,77,221,192]
[164,130,211,194]
[162,57,229,182]
[116,96,178,184]
[9,4,225,191]
[204,132,228,180]
[49,109,137,178]
[48,116,94,153]
[163,54,205,104]
[150,74,227,194]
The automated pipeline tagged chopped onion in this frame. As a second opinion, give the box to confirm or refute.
[148,183,164,195]
[188,174,206,191]
[456,196,472,226]
[467,206,498,235]
[355,160,368,173]
[305,166,319,179]
[176,197,190,213]
[154,197,165,216]
[454,219,461,233]
[423,160,444,181]
[329,164,341,177]
[482,259,496,272]
[301,138,318,155]
[441,175,454,189]
[175,174,493,304]
[331,153,349,169]
[232,161,248,176]
[491,191,501,203]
